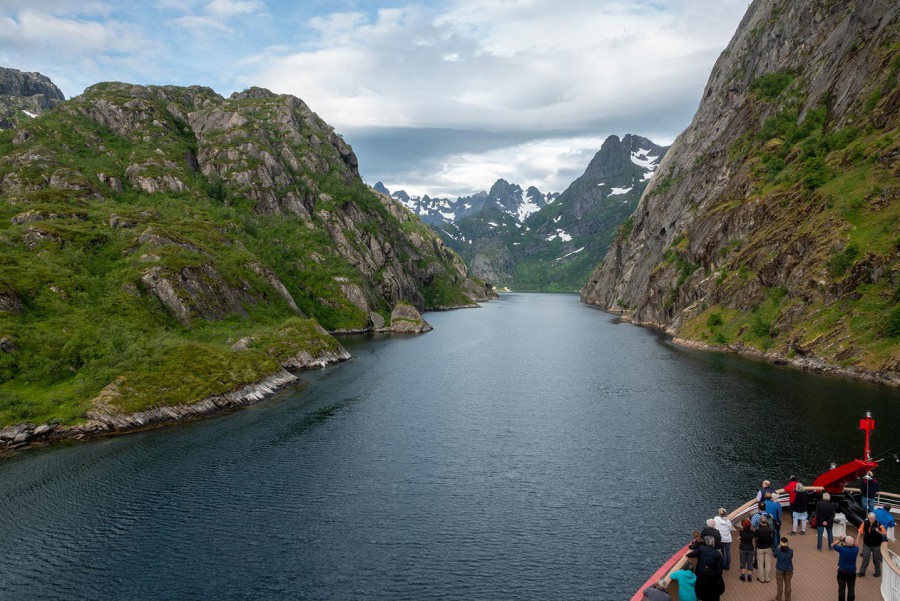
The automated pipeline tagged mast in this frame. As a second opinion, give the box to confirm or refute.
[860,410,875,462]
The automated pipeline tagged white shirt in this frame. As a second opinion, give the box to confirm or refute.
[714,515,734,543]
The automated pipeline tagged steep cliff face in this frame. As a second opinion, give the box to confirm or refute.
[0,80,489,428]
[582,0,900,384]
[0,67,65,130]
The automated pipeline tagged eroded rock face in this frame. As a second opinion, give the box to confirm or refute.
[581,0,900,383]
[140,264,256,326]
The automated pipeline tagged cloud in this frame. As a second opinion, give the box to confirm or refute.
[171,14,233,33]
[204,0,265,19]
[244,1,745,133]
[240,0,747,196]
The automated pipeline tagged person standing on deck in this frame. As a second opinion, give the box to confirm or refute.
[834,535,859,601]
[784,476,799,504]
[790,483,809,535]
[669,562,698,601]
[816,492,837,550]
[754,515,776,583]
[701,519,722,552]
[686,537,724,601]
[765,492,783,548]
[772,537,794,601]
[858,472,879,515]
[713,508,733,570]
[856,511,887,577]
[737,518,755,582]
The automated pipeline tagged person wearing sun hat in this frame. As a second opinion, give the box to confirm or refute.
[772,537,794,601]
[834,535,859,601]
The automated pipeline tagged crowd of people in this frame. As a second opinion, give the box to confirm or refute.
[642,473,896,601]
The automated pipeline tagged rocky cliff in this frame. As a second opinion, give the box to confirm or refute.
[582,0,900,384]
[0,66,65,130]
[0,78,490,432]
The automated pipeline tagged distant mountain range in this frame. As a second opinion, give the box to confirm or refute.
[375,180,558,226]
[375,133,668,290]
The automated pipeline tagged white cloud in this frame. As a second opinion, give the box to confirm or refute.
[171,14,233,33]
[243,0,747,137]
[383,134,617,199]
[204,0,264,19]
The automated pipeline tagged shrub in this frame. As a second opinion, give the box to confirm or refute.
[707,312,723,328]
[749,72,795,101]
[887,306,900,338]
[828,244,859,277]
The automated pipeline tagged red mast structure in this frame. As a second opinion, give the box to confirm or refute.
[812,411,879,494]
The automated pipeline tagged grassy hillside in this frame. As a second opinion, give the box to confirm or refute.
[0,83,485,427]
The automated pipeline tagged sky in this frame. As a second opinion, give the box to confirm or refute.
[0,0,750,198]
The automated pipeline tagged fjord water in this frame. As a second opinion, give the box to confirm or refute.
[2,294,899,600]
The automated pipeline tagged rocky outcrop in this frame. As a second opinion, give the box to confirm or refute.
[140,264,256,325]
[0,290,23,314]
[582,0,900,384]
[0,67,65,129]
[386,302,433,333]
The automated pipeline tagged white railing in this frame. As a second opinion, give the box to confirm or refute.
[883,549,900,601]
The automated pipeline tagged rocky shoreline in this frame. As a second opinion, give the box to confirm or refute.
[0,347,352,455]
[599,306,899,388]
[671,337,900,388]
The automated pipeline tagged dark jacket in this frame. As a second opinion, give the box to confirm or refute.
[700,526,722,549]
[861,520,885,547]
[738,529,755,551]
[755,525,775,549]
[687,544,723,576]
[791,490,809,513]
[860,477,880,499]
[816,499,836,525]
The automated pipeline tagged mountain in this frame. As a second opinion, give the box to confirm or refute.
[0,78,492,432]
[0,66,65,130]
[582,0,900,385]
[394,133,666,290]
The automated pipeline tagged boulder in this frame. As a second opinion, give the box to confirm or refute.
[231,336,253,351]
[369,311,385,329]
[388,303,432,333]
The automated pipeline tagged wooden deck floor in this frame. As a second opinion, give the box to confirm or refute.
[686,511,897,601]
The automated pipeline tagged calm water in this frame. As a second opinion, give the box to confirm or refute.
[1,293,899,601]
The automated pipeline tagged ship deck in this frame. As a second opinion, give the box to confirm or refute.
[665,509,899,601]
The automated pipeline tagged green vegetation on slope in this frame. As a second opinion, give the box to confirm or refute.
[0,84,480,428]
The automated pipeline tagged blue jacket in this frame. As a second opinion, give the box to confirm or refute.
[834,544,859,572]
[669,569,698,601]
[773,546,794,572]
[874,507,895,528]
[765,499,783,522]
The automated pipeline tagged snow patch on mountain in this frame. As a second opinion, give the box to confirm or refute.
[609,186,633,195]
[546,229,572,242]
[630,149,659,171]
